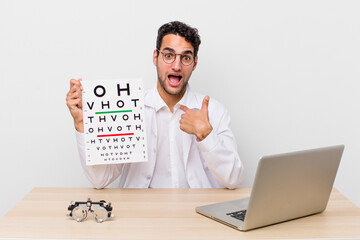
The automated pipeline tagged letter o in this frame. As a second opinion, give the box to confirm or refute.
[94,85,106,97]
[117,100,124,108]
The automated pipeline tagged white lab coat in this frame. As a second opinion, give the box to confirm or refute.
[77,86,243,189]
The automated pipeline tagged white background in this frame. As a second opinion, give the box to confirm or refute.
[0,0,359,218]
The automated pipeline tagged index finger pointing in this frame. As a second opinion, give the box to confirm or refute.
[179,105,190,112]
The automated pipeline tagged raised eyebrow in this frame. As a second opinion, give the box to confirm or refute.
[162,47,194,55]
[162,47,175,52]
[182,50,194,55]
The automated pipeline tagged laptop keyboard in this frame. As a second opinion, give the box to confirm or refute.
[227,210,247,221]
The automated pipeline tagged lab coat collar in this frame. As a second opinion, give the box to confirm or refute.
[144,84,201,111]
[176,85,200,110]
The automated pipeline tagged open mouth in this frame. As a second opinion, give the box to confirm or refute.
[168,75,183,87]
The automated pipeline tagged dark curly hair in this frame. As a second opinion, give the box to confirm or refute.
[156,21,201,57]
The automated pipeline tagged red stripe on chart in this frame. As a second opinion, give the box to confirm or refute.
[97,133,134,138]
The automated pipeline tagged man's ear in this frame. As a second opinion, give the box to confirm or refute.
[192,56,198,71]
[153,49,158,66]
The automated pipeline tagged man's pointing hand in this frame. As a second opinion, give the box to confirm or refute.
[179,96,213,141]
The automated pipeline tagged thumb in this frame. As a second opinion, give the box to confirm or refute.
[201,96,210,112]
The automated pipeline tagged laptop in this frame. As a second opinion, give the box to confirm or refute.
[196,145,344,231]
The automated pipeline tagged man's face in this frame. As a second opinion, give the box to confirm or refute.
[153,34,198,98]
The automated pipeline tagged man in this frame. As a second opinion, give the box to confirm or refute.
[66,21,243,189]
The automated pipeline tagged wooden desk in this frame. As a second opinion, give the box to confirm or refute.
[0,187,359,239]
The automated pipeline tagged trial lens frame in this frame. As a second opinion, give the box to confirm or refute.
[67,198,114,223]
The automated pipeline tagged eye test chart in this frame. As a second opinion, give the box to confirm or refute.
[82,79,148,165]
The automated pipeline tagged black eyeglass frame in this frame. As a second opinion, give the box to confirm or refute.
[156,48,195,66]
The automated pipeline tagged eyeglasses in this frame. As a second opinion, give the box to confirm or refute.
[157,48,194,66]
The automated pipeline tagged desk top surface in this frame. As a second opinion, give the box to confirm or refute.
[0,187,359,239]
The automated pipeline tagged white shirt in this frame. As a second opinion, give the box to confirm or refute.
[76,85,243,189]
[150,89,190,188]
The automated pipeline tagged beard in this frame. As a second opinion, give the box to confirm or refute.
[157,72,189,97]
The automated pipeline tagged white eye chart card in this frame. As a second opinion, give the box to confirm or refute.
[82,79,148,166]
